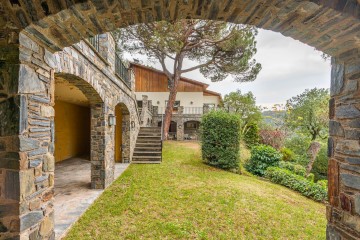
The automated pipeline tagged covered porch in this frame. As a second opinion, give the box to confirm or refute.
[54,158,129,239]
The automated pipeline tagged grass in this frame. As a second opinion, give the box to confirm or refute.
[65,141,326,240]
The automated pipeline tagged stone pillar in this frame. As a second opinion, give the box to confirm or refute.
[327,55,360,239]
[0,32,57,239]
[129,68,135,92]
[0,38,21,240]
[176,107,184,141]
[122,114,131,163]
[91,104,114,189]
[140,95,149,127]
[98,33,116,71]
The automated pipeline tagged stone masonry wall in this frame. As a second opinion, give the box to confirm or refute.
[153,113,202,141]
[0,31,140,239]
[327,51,360,240]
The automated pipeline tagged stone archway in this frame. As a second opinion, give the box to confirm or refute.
[0,1,359,239]
[184,120,201,140]
[114,102,131,163]
[53,73,109,190]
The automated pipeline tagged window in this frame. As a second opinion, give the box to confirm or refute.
[165,101,180,111]
[137,101,143,108]
[204,103,215,109]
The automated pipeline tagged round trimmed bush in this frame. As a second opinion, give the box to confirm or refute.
[245,144,281,176]
[200,110,241,170]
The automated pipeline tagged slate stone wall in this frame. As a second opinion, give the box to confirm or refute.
[0,32,140,239]
[327,53,360,240]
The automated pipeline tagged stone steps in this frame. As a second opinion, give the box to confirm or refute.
[132,127,162,164]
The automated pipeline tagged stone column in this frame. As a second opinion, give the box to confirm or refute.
[122,114,131,163]
[327,55,360,239]
[0,38,22,240]
[129,68,135,92]
[98,33,116,71]
[176,107,184,141]
[140,95,149,127]
[0,33,57,239]
[91,104,114,189]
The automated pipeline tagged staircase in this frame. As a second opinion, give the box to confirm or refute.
[132,127,162,164]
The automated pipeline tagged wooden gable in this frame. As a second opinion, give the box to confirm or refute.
[133,64,205,92]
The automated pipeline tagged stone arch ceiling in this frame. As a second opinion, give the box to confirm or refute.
[55,77,90,107]
[1,0,359,58]
[55,72,104,104]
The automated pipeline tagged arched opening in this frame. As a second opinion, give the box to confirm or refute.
[0,1,359,239]
[53,73,105,238]
[184,121,201,140]
[158,120,177,140]
[54,77,91,162]
[114,103,131,163]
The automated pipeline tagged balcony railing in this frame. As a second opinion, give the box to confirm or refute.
[183,107,203,114]
[89,35,100,52]
[155,107,204,115]
[115,54,131,88]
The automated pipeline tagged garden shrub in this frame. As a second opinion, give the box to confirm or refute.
[258,128,286,150]
[265,167,327,202]
[280,148,295,161]
[245,144,281,176]
[278,161,306,177]
[317,180,328,188]
[201,111,241,170]
[307,173,315,182]
[312,144,328,181]
[243,124,259,147]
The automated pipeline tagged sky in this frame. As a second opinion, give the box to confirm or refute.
[123,29,331,109]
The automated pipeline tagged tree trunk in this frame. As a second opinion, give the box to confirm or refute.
[306,141,321,176]
[163,76,180,140]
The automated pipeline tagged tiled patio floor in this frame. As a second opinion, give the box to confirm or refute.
[54,158,129,239]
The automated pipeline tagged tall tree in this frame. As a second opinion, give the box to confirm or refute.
[223,90,262,136]
[114,20,261,139]
[285,88,329,175]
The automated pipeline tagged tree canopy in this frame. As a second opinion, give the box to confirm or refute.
[223,90,262,135]
[285,88,329,141]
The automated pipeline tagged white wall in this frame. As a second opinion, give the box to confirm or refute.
[136,92,204,108]
[136,92,220,114]
[203,96,220,106]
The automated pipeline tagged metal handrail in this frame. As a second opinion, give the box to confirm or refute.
[115,54,131,88]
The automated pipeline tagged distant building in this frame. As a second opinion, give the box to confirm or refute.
[131,63,222,140]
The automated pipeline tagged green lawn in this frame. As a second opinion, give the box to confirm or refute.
[65,141,326,240]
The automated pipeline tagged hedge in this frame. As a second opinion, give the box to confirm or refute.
[265,167,328,202]
[200,110,241,170]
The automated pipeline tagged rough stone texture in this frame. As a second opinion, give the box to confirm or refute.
[0,0,359,239]
[327,54,360,240]
[1,0,359,58]
[0,32,140,239]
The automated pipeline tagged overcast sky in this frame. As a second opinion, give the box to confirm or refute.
[124,29,331,109]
